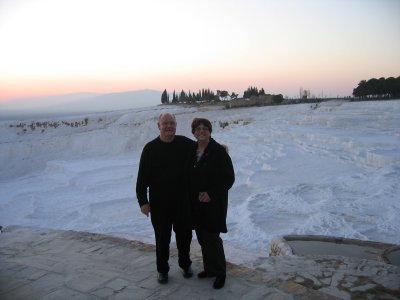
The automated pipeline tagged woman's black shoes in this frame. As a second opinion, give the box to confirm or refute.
[182,266,193,278]
[213,275,226,289]
[197,271,208,279]
[198,271,225,289]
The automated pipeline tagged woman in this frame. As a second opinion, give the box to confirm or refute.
[188,118,235,289]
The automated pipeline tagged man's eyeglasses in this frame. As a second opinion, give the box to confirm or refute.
[160,121,176,126]
[195,126,209,132]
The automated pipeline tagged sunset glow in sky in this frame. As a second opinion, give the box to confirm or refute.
[0,0,399,102]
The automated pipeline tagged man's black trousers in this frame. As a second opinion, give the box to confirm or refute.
[151,213,192,274]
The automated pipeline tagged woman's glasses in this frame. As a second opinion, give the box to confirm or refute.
[195,126,209,132]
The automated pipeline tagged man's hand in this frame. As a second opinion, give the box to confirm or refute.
[199,192,211,203]
[140,203,150,217]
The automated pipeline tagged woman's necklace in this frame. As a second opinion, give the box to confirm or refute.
[196,141,208,162]
[196,149,203,162]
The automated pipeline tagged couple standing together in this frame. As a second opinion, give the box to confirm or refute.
[136,112,235,289]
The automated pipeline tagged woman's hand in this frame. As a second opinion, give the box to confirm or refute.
[199,192,211,203]
[140,203,150,217]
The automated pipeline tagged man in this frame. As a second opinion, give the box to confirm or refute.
[136,113,194,284]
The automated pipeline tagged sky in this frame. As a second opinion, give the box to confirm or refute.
[0,0,399,103]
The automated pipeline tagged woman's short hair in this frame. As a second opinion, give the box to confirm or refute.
[191,118,212,134]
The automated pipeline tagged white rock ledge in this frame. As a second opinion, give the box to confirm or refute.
[269,235,400,267]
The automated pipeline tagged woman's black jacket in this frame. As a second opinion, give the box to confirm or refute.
[188,138,235,233]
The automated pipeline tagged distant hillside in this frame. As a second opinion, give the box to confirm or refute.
[0,89,162,118]
[54,89,162,112]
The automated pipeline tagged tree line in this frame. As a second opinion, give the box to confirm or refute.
[160,86,279,104]
[353,76,400,99]
[161,88,240,104]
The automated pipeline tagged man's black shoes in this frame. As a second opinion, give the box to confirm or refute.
[182,266,193,278]
[213,275,226,289]
[157,272,168,284]
[158,267,192,283]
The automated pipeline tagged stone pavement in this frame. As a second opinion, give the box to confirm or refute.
[0,226,334,300]
[0,226,399,299]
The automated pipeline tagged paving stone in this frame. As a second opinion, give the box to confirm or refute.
[122,267,154,282]
[222,279,253,295]
[66,273,114,293]
[105,277,130,292]
[261,292,287,300]
[14,265,48,281]
[39,287,103,300]
[0,262,27,278]
[90,287,115,298]
[0,276,31,295]
[31,272,66,293]
[1,226,399,300]
[1,281,49,300]
[114,291,142,300]
[240,285,282,299]
[113,287,155,300]
[18,256,60,271]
